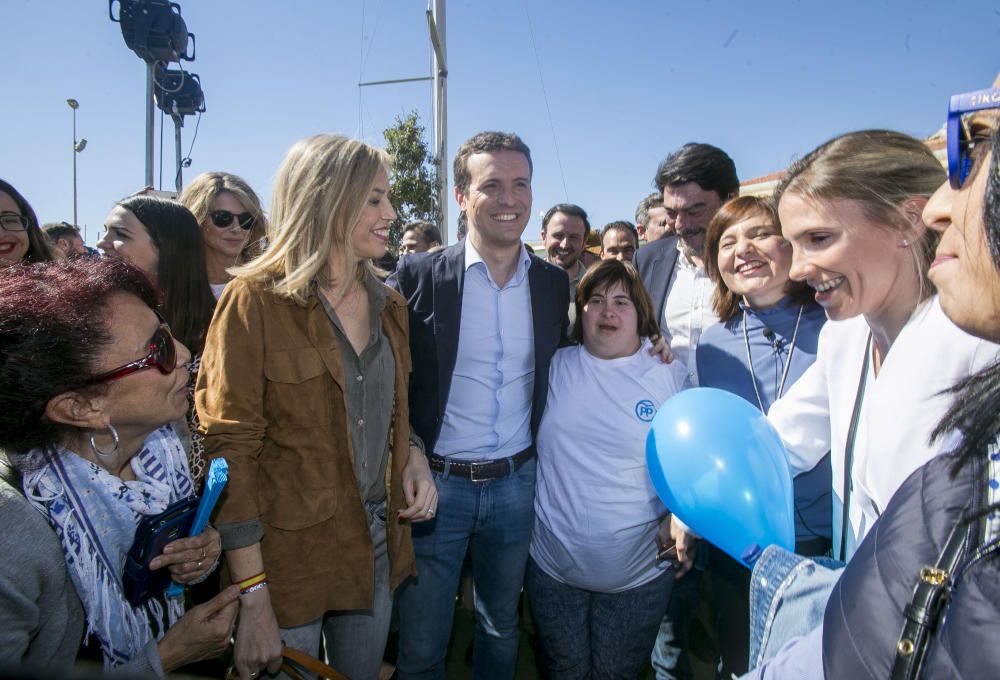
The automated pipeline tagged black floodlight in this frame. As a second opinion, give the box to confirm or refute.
[109,0,196,63]
[154,65,205,117]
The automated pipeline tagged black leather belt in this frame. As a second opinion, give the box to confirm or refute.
[428,447,535,482]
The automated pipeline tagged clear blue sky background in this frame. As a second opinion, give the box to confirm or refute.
[4,0,999,246]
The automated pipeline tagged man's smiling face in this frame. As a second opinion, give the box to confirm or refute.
[543,211,586,270]
[456,150,532,251]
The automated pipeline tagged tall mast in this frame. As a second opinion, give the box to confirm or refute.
[428,0,448,241]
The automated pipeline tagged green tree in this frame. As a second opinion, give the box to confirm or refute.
[383,110,442,253]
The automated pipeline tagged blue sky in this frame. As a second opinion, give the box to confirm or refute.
[4,0,999,246]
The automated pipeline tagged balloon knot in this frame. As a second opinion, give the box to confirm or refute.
[741,543,763,565]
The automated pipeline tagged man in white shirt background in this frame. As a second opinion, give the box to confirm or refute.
[634,143,738,387]
[633,142,739,679]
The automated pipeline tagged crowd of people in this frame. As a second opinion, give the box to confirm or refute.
[0,75,998,680]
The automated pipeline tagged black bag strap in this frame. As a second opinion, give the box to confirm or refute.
[890,449,993,678]
[839,333,872,561]
[889,501,972,679]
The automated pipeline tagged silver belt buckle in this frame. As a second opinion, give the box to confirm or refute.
[469,460,490,483]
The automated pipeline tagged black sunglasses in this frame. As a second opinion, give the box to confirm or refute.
[87,313,178,385]
[210,210,255,230]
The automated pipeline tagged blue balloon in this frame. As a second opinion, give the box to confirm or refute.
[646,387,795,568]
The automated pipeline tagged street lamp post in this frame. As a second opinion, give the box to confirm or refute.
[66,99,87,239]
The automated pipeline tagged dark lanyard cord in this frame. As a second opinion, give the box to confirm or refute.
[839,332,872,561]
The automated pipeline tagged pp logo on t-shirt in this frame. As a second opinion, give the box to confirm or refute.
[634,399,656,422]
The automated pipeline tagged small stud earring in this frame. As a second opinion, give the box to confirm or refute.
[900,239,910,247]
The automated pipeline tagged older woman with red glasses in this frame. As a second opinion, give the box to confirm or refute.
[179,171,268,298]
[0,259,236,675]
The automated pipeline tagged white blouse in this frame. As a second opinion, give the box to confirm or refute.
[768,297,999,559]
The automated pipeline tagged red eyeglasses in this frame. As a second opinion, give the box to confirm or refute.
[87,314,178,385]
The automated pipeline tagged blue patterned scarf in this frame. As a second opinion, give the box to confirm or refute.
[22,425,193,667]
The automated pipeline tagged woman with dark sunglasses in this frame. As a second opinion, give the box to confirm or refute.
[97,195,217,487]
[0,258,236,675]
[179,171,268,299]
[745,82,1000,680]
[0,178,54,266]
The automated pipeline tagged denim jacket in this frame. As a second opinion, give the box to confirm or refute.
[746,546,843,670]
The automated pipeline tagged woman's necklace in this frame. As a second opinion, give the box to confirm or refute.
[320,273,364,309]
[742,304,804,413]
[871,340,883,376]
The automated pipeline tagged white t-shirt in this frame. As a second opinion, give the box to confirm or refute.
[768,297,999,558]
[531,339,690,592]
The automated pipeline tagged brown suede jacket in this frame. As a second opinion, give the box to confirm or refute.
[195,276,416,627]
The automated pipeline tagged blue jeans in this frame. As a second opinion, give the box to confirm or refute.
[396,458,536,680]
[280,504,392,680]
[526,557,673,680]
[746,546,843,670]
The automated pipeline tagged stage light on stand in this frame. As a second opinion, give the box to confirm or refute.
[109,0,200,188]
[154,63,205,192]
[110,0,195,63]
[154,64,205,116]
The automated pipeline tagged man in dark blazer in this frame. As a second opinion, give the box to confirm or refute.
[634,143,738,386]
[388,131,569,680]
[633,142,738,680]
[634,232,681,324]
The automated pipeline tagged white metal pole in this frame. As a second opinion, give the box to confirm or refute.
[431,0,448,242]
[145,62,155,188]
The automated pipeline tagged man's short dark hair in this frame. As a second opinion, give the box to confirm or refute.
[634,192,663,226]
[402,221,442,247]
[453,131,532,195]
[541,203,591,237]
[600,221,639,248]
[653,143,739,200]
[41,222,81,242]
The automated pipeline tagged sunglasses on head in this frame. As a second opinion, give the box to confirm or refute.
[947,87,1000,190]
[87,312,177,385]
[210,209,255,230]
